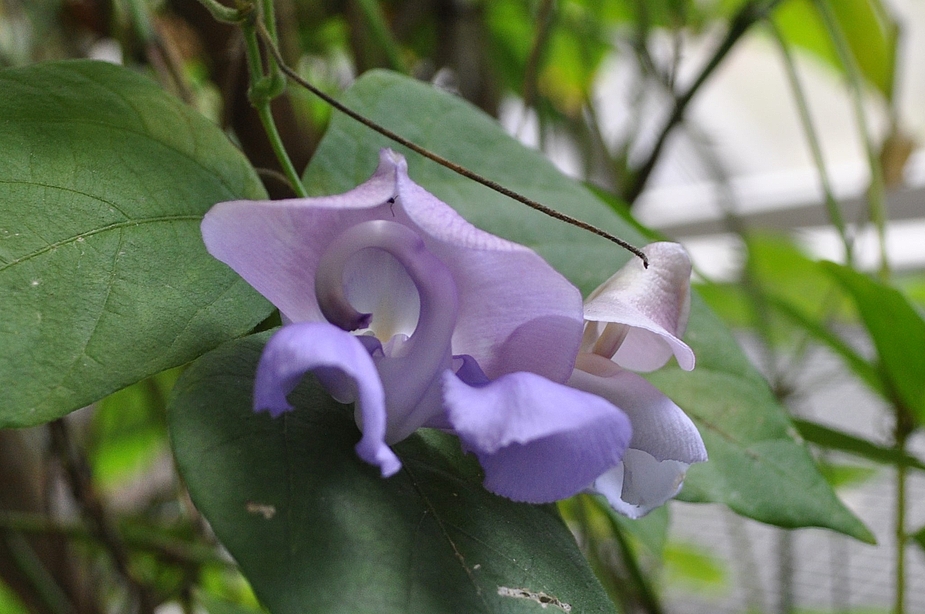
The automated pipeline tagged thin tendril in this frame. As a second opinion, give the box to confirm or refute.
[253,21,648,268]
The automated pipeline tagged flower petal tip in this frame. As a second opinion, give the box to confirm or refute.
[356,441,402,478]
[583,241,694,372]
[253,401,294,419]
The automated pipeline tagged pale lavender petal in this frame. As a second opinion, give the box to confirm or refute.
[568,363,707,465]
[203,148,584,383]
[569,362,706,517]
[254,322,401,477]
[393,164,584,383]
[583,242,694,372]
[201,150,402,323]
[443,371,631,503]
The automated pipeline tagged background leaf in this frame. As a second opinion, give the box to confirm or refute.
[793,419,925,470]
[647,298,874,542]
[822,261,925,425]
[304,69,872,540]
[772,0,898,99]
[88,368,179,490]
[0,60,273,427]
[169,332,616,614]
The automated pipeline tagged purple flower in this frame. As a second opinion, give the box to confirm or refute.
[568,243,707,517]
[201,149,632,503]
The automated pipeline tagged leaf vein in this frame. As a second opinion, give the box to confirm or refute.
[0,179,132,221]
[0,215,202,273]
[403,463,490,612]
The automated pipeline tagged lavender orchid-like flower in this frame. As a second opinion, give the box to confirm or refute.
[568,243,708,518]
[201,149,632,504]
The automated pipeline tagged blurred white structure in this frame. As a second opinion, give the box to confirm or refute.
[621,0,925,278]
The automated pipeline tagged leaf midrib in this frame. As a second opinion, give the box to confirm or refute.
[0,215,202,273]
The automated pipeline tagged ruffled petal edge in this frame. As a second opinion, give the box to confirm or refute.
[443,371,631,503]
[254,322,401,477]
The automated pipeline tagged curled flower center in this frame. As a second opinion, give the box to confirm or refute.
[315,220,460,440]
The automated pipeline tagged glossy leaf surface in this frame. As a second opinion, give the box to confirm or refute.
[0,60,272,426]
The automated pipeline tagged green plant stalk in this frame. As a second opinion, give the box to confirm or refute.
[241,21,308,197]
[521,0,555,111]
[259,0,286,88]
[353,0,409,73]
[589,497,665,614]
[768,20,852,265]
[812,0,889,279]
[260,0,279,43]
[257,102,307,197]
[893,408,913,614]
[122,0,155,42]
[896,452,907,614]
[195,0,246,23]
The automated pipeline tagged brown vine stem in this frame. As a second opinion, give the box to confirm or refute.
[254,21,649,268]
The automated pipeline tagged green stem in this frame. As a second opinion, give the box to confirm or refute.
[354,0,409,73]
[896,452,907,614]
[257,102,308,197]
[813,0,889,278]
[259,0,286,87]
[521,0,555,110]
[241,17,308,197]
[893,406,912,614]
[194,0,247,23]
[260,0,279,43]
[122,0,155,42]
[241,23,267,91]
[590,497,665,614]
[768,19,853,266]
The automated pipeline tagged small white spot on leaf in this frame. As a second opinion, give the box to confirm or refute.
[497,587,571,612]
[245,501,276,519]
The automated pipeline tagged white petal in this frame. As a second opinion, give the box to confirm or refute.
[593,451,689,519]
[569,363,707,517]
[584,242,694,371]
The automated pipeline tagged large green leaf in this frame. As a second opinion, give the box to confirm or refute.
[169,332,616,614]
[648,297,873,542]
[0,60,272,426]
[304,69,871,540]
